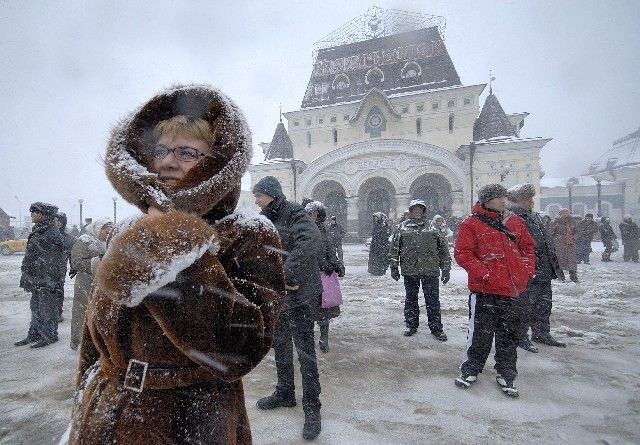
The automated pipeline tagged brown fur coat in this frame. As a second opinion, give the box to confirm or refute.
[67,85,284,444]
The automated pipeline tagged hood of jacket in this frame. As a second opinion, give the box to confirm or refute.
[105,84,252,218]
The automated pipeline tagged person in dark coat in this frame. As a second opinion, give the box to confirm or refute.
[507,184,566,352]
[253,176,323,440]
[54,212,75,321]
[599,217,617,262]
[368,212,391,276]
[619,215,640,262]
[326,215,346,263]
[575,213,599,264]
[305,201,342,353]
[67,86,285,445]
[454,184,536,398]
[14,202,65,348]
[549,208,579,282]
[389,199,451,340]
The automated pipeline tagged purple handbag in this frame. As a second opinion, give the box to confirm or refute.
[320,271,343,308]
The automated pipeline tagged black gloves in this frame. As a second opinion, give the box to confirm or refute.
[390,267,400,281]
[441,269,450,284]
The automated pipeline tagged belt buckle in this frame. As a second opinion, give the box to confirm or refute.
[123,359,148,393]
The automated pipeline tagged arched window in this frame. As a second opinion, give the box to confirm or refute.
[401,62,422,79]
[332,74,350,91]
[307,131,311,148]
[448,114,455,133]
[365,67,384,85]
[333,128,338,144]
[416,118,422,136]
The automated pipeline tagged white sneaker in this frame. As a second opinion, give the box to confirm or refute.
[455,373,477,388]
[496,374,519,398]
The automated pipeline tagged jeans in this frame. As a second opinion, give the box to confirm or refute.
[516,278,553,339]
[576,239,592,264]
[273,301,321,410]
[403,275,443,333]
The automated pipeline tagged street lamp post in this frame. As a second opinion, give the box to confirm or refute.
[112,197,118,224]
[596,179,602,217]
[566,177,579,212]
[14,195,21,231]
[78,199,83,228]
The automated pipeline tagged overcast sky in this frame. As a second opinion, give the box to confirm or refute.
[1,0,639,226]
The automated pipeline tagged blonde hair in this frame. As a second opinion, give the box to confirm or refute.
[153,115,214,147]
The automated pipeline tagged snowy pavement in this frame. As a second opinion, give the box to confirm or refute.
[1,244,639,444]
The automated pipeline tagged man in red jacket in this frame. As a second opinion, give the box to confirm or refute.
[454,184,535,398]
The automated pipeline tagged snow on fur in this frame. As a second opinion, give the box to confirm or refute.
[219,208,276,232]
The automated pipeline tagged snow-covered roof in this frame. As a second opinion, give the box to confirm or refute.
[587,127,640,174]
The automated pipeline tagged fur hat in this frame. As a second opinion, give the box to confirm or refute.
[478,183,508,204]
[253,176,283,199]
[29,202,58,216]
[507,183,536,201]
[408,199,427,211]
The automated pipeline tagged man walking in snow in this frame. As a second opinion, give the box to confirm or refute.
[253,176,324,441]
[507,184,566,352]
[454,184,535,397]
[575,213,599,264]
[619,215,640,262]
[14,202,65,348]
[389,199,451,341]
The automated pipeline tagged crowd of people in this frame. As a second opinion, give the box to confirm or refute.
[7,83,640,444]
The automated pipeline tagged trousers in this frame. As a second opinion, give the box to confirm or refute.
[403,275,443,333]
[27,287,59,342]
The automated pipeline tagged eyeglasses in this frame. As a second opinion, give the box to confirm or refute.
[149,144,211,162]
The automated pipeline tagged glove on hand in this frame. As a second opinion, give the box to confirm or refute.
[441,269,450,284]
[390,267,400,281]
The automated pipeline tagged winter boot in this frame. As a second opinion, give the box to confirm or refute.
[256,392,297,410]
[302,406,321,440]
[432,331,448,342]
[518,339,539,353]
[29,338,58,349]
[455,373,477,388]
[496,375,519,398]
[532,333,566,348]
[14,337,38,347]
[569,271,579,283]
[404,327,417,337]
[319,323,329,353]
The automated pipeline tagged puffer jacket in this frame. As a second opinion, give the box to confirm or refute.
[454,202,535,298]
[389,217,451,276]
[20,217,64,291]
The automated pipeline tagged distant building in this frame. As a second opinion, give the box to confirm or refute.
[540,126,640,229]
[250,7,550,238]
[0,207,14,231]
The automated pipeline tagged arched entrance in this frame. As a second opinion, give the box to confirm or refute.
[311,180,347,228]
[358,177,395,237]
[409,174,453,221]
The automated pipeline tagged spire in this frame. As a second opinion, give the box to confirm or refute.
[473,90,517,141]
[279,103,282,123]
[489,69,495,95]
[265,120,294,160]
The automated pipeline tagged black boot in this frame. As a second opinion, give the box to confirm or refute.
[319,323,329,353]
[404,327,417,337]
[569,271,579,283]
[302,406,321,440]
[14,337,38,347]
[29,338,58,349]
[532,333,566,348]
[256,392,296,410]
[518,339,539,353]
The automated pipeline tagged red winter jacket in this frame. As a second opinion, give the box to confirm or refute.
[454,202,536,298]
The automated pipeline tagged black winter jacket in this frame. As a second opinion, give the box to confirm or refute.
[20,218,65,291]
[619,221,640,244]
[262,196,323,308]
[508,205,561,280]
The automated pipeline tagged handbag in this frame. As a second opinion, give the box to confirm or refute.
[320,271,343,308]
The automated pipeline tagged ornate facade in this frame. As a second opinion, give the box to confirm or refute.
[249,7,550,238]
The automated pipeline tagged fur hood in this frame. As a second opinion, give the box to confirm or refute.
[105,84,252,217]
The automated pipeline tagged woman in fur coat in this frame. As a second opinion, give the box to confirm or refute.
[69,217,112,350]
[305,201,342,353]
[65,85,285,445]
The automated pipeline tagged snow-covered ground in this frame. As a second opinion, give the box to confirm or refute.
[1,243,639,444]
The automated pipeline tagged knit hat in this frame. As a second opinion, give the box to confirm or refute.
[252,176,283,199]
[507,183,536,201]
[29,202,58,216]
[408,199,427,211]
[478,183,507,204]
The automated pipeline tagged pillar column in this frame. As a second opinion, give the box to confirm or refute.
[395,193,411,218]
[345,196,359,238]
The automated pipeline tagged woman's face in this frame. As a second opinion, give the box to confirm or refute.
[149,134,211,186]
[308,210,318,222]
